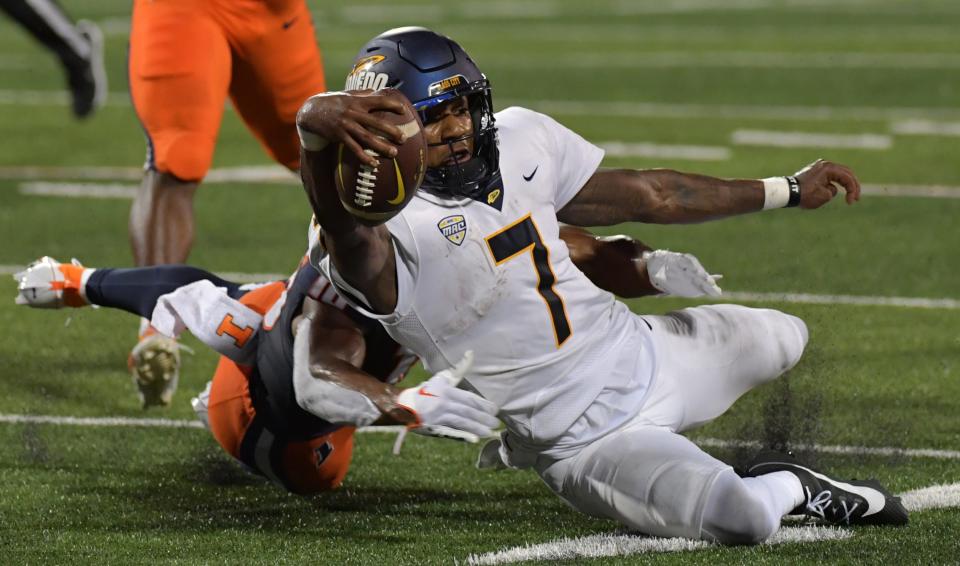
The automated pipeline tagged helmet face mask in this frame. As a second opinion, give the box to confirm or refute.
[347,27,501,200]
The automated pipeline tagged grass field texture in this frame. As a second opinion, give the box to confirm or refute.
[1,0,959,563]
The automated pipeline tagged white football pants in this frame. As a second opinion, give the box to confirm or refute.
[536,304,809,542]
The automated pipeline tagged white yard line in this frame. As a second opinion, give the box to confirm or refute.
[2,413,957,461]
[0,165,144,181]
[891,119,960,137]
[511,99,960,122]
[693,437,960,461]
[466,482,960,564]
[3,89,959,123]
[6,167,960,200]
[0,413,404,433]
[598,141,731,161]
[0,414,206,429]
[717,292,960,310]
[2,264,957,309]
[731,129,893,150]
[494,51,960,70]
[19,181,138,199]
[466,526,853,565]
[900,483,960,513]
[0,89,130,107]
[3,413,958,565]
[2,164,296,185]
[861,184,960,199]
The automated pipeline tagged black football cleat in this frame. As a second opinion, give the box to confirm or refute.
[743,450,908,527]
[66,20,107,119]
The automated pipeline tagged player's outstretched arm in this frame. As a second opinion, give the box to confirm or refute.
[296,90,408,314]
[560,226,721,298]
[558,159,861,226]
[561,226,656,297]
[293,299,499,441]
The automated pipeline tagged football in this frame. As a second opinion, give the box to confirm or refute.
[334,96,427,225]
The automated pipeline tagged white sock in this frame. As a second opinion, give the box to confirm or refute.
[742,471,805,517]
[138,317,152,338]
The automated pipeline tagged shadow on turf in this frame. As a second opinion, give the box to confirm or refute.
[83,446,570,534]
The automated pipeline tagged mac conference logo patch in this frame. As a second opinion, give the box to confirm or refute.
[437,215,467,246]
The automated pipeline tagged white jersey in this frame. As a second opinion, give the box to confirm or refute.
[318,107,655,461]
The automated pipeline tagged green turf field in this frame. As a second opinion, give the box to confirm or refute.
[1,0,959,563]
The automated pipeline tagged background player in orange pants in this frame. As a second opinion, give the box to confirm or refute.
[126,0,328,405]
[15,226,721,494]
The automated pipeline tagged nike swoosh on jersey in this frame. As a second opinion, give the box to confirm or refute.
[522,166,539,181]
[282,16,299,29]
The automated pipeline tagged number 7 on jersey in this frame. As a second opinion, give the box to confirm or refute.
[485,214,571,347]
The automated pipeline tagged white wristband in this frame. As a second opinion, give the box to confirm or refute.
[761,177,790,210]
[297,124,330,152]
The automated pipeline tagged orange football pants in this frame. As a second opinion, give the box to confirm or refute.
[206,281,355,494]
[129,0,327,181]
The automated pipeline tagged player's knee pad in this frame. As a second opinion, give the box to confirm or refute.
[152,131,216,182]
[775,312,809,372]
[700,471,779,545]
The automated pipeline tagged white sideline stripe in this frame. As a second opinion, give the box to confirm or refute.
[717,292,960,310]
[598,141,731,161]
[3,264,958,309]
[731,129,893,150]
[511,99,960,122]
[467,482,960,564]
[891,120,960,137]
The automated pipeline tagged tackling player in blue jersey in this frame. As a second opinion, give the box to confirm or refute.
[16,220,714,494]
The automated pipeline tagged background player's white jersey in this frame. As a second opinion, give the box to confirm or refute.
[319,107,655,460]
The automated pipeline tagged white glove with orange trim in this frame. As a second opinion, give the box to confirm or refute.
[395,351,500,443]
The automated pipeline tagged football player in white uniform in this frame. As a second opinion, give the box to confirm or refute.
[296,28,907,542]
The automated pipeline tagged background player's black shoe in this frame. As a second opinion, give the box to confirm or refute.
[67,20,106,119]
[743,450,908,526]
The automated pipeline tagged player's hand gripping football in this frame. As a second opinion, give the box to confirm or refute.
[296,89,410,167]
[642,250,723,298]
[794,159,862,209]
[395,351,500,443]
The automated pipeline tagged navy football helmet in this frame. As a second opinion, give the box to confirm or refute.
[346,27,500,200]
